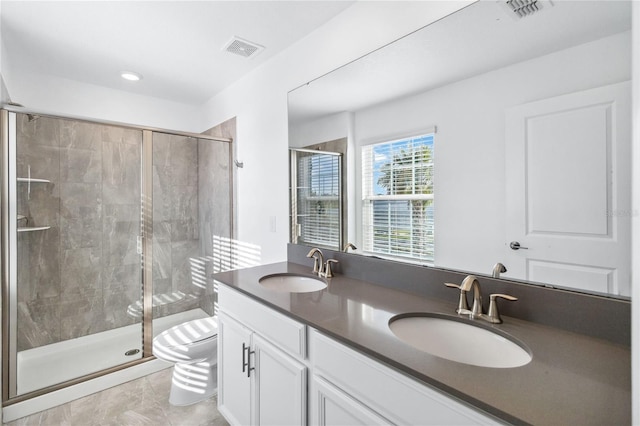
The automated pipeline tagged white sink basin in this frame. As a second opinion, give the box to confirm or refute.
[259,273,327,293]
[389,314,532,368]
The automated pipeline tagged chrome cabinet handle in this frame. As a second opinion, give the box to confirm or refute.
[247,347,255,378]
[509,241,528,250]
[242,342,255,378]
[242,343,248,373]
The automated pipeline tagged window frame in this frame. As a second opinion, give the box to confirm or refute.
[361,131,435,264]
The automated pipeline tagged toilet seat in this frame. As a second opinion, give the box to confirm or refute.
[153,317,218,363]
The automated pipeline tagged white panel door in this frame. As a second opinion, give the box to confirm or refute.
[505,81,631,295]
[252,334,306,426]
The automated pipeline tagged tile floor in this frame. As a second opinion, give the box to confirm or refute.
[3,368,229,426]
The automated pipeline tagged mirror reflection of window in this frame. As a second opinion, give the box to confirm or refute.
[290,149,342,250]
[362,133,434,262]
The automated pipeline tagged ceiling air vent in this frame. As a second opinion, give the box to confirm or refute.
[223,37,264,59]
[503,0,551,18]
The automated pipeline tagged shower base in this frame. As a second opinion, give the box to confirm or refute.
[16,308,209,395]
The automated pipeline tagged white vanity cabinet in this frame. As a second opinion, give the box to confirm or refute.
[310,374,392,425]
[218,286,307,426]
[308,329,500,426]
[218,284,498,426]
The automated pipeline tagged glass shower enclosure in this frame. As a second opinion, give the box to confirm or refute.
[1,110,232,402]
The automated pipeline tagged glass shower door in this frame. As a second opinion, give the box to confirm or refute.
[290,148,343,251]
[149,132,231,335]
[7,112,145,397]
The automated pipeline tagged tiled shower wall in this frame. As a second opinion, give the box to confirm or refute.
[151,133,201,317]
[16,114,142,351]
[15,114,233,351]
[198,118,234,314]
[150,128,232,318]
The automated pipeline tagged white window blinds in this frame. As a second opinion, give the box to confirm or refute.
[291,150,342,250]
[362,133,434,262]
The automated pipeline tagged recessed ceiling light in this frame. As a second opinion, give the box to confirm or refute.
[121,71,143,81]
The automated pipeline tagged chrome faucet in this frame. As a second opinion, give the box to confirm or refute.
[457,275,483,318]
[492,262,507,278]
[306,248,324,276]
[445,275,517,324]
[343,243,357,252]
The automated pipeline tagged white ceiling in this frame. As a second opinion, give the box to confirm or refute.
[0,1,355,105]
[288,0,632,123]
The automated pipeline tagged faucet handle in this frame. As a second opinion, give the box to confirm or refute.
[321,259,339,278]
[444,283,470,314]
[486,293,517,324]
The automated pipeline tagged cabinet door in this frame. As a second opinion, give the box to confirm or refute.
[310,375,391,426]
[310,329,498,425]
[252,334,307,426]
[218,313,253,426]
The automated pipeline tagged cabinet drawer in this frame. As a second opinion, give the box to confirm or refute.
[219,285,306,358]
[309,329,499,425]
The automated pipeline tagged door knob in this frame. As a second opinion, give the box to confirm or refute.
[509,241,528,250]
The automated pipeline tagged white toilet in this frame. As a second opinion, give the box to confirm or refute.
[152,316,219,406]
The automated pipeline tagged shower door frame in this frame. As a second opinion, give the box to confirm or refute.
[0,109,233,404]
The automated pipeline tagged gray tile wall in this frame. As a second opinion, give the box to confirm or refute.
[16,114,142,351]
[151,120,233,319]
[15,114,235,351]
[199,118,235,315]
[152,132,201,318]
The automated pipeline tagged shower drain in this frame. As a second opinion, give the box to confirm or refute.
[125,349,140,356]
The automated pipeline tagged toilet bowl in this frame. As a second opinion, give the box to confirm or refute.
[152,316,218,406]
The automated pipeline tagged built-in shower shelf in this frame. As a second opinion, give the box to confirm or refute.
[17,226,51,233]
[17,177,51,183]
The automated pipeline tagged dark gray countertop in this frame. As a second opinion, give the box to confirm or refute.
[213,262,631,425]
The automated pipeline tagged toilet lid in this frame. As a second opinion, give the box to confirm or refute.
[153,317,218,349]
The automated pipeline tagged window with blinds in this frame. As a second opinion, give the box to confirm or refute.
[291,149,342,250]
[362,133,434,262]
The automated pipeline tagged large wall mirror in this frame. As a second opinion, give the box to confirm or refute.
[288,0,633,298]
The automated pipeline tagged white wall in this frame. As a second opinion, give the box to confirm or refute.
[353,31,630,276]
[1,0,470,265]
[289,110,358,245]
[199,1,471,264]
[0,75,8,105]
[1,1,9,106]
[289,111,351,148]
[1,70,201,131]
